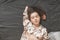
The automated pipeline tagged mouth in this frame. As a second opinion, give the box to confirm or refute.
[35,21,38,23]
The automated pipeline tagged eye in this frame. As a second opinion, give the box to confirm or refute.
[36,16,38,18]
[36,15,39,18]
[31,17,34,19]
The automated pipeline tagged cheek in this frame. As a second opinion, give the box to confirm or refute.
[39,17,40,20]
[30,18,35,24]
[38,17,41,23]
[30,18,34,22]
[37,16,40,20]
[38,18,40,22]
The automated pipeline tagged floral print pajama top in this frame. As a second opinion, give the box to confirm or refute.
[20,6,49,40]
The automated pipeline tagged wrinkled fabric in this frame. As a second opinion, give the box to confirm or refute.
[20,25,48,40]
[0,0,60,40]
[48,32,60,40]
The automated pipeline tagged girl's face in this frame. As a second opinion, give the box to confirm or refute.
[30,12,40,26]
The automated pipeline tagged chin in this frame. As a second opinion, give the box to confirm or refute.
[35,24,39,25]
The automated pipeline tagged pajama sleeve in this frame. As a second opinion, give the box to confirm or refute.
[23,6,30,27]
[43,28,49,40]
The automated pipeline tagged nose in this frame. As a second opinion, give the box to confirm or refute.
[34,17,37,20]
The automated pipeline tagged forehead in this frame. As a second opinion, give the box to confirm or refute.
[30,12,39,17]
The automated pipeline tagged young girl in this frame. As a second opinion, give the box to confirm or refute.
[20,6,49,40]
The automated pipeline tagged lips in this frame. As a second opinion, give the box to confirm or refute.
[34,21,38,23]
[35,20,38,22]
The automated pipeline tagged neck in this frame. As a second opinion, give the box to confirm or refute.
[34,24,40,27]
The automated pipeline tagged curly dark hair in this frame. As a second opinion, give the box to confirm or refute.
[27,6,46,21]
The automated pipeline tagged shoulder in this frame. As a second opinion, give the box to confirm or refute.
[40,25,47,33]
[40,25,47,30]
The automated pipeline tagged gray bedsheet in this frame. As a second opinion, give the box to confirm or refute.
[48,31,60,40]
[0,0,60,40]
